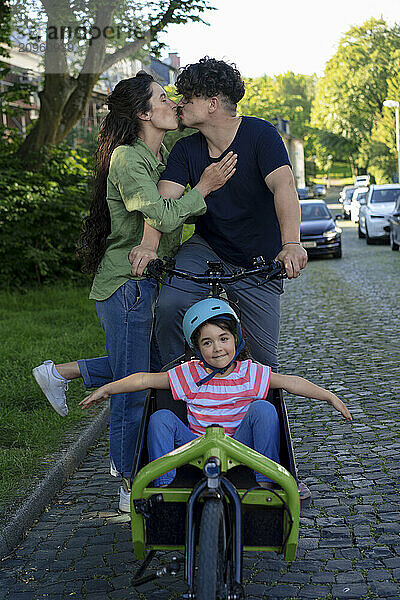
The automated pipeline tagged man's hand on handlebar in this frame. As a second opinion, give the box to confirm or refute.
[275,244,308,279]
[129,244,158,277]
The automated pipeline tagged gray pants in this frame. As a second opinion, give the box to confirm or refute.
[155,235,283,371]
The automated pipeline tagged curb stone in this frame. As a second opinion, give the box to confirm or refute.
[0,404,109,559]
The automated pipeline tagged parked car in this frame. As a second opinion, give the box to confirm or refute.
[340,186,356,219]
[300,200,342,258]
[358,184,400,244]
[350,186,369,222]
[387,195,400,251]
[354,174,370,187]
[297,187,311,200]
[313,184,326,197]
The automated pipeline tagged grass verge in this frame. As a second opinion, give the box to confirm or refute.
[0,283,106,510]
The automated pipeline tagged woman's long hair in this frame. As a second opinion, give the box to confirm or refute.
[78,72,154,274]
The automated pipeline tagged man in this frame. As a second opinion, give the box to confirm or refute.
[132,57,307,372]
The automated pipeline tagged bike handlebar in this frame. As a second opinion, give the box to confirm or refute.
[145,256,287,288]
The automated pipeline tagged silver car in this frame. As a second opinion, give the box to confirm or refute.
[358,184,400,244]
[350,186,369,222]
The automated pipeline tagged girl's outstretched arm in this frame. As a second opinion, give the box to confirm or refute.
[79,372,170,410]
[270,372,352,421]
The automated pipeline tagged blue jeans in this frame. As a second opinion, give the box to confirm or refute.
[78,279,158,478]
[155,235,283,372]
[147,400,280,486]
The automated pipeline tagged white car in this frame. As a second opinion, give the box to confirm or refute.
[340,185,356,219]
[358,184,400,244]
[350,186,369,222]
[354,174,370,187]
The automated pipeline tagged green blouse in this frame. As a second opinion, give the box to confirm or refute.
[90,139,206,301]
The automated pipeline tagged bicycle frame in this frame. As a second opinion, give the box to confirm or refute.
[131,426,299,563]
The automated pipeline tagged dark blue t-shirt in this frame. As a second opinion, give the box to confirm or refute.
[161,116,291,267]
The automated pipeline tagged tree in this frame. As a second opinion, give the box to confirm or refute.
[310,18,400,175]
[9,0,213,163]
[238,72,316,142]
[361,49,400,182]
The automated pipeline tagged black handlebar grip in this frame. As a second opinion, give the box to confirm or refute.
[145,258,164,279]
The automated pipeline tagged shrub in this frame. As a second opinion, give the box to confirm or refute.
[0,143,92,289]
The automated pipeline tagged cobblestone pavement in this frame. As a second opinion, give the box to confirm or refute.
[1,213,400,600]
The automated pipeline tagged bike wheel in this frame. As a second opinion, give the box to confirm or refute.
[196,498,228,600]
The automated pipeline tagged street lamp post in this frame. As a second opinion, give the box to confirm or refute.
[383,99,400,184]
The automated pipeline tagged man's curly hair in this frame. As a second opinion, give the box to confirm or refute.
[176,57,245,112]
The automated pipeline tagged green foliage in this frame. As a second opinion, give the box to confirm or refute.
[238,72,318,175]
[239,72,317,142]
[0,141,92,289]
[65,123,100,155]
[310,18,400,180]
[364,49,400,183]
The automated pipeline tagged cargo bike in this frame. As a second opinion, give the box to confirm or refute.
[129,257,301,599]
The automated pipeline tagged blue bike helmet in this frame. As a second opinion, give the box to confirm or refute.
[183,298,240,348]
[182,298,245,385]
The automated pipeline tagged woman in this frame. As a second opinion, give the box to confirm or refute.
[33,72,236,511]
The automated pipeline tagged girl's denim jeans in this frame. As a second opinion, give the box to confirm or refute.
[78,278,158,478]
[147,399,280,486]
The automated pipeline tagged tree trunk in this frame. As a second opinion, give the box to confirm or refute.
[348,155,356,178]
[54,73,101,145]
[16,74,77,161]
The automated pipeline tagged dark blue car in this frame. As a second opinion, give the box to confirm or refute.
[300,200,342,258]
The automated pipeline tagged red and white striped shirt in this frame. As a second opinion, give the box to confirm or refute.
[167,360,271,436]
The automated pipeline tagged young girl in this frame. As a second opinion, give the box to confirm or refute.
[80,298,352,488]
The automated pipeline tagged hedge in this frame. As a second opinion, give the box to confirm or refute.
[0,144,92,289]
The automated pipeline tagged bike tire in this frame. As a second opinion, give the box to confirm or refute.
[196,498,228,600]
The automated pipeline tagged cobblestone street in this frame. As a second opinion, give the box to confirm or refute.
[1,208,400,600]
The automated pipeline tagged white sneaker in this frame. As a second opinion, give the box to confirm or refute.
[119,485,131,512]
[33,360,69,416]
